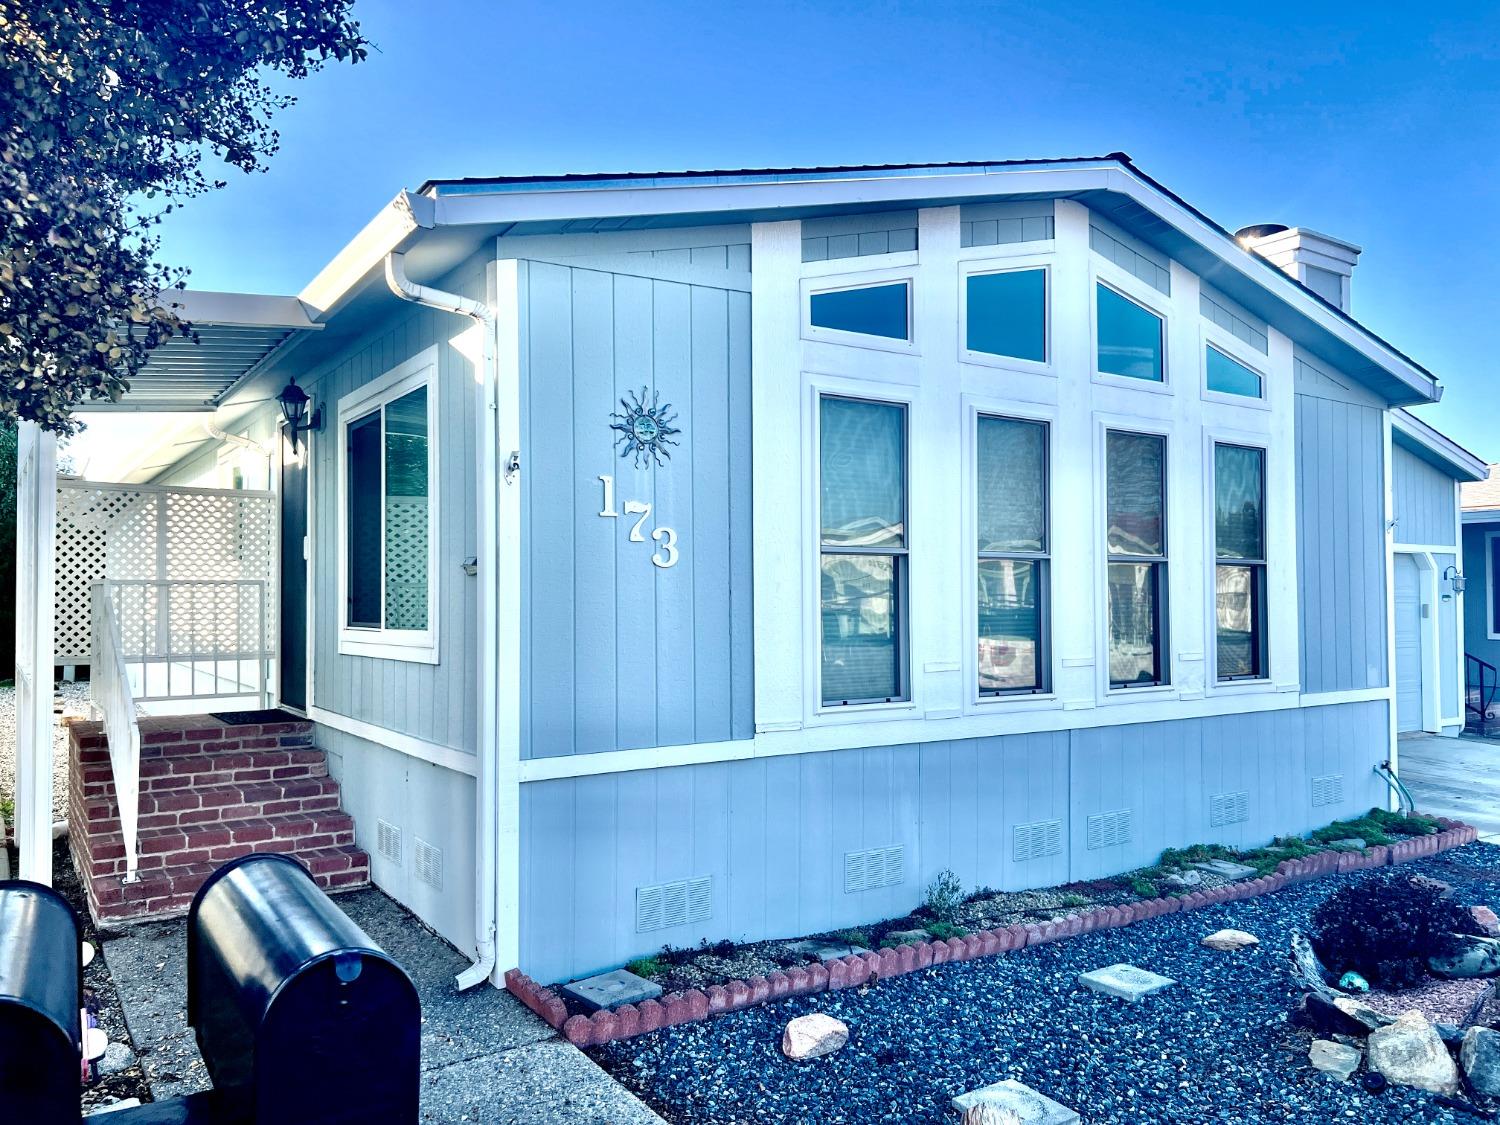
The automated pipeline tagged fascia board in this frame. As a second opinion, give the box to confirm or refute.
[296,191,425,318]
[1391,411,1489,482]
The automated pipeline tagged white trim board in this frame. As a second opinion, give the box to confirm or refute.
[309,705,479,777]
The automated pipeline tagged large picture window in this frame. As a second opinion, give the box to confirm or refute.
[819,395,908,705]
[977,415,1049,694]
[1214,443,1267,680]
[1105,430,1168,687]
[338,351,437,662]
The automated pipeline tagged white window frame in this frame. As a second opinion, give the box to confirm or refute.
[1486,529,1500,641]
[335,345,440,664]
[1090,269,1171,395]
[801,267,919,356]
[1199,322,1270,410]
[957,255,1054,377]
[1206,436,1272,690]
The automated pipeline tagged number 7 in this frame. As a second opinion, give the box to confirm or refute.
[623,500,652,542]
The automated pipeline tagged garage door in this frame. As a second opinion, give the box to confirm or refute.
[1394,554,1425,733]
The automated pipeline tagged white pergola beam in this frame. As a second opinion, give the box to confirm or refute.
[14,421,57,884]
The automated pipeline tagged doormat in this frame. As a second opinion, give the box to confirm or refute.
[209,708,304,726]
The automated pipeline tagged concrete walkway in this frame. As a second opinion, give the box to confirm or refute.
[1399,732,1500,841]
[102,888,664,1124]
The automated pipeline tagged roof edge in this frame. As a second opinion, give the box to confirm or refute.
[1392,409,1488,482]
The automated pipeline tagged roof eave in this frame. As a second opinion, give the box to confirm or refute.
[1391,410,1489,482]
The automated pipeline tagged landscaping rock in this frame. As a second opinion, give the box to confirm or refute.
[1410,874,1454,898]
[1162,871,1203,890]
[1332,996,1395,1031]
[1076,963,1176,1002]
[1192,859,1258,880]
[884,929,929,946]
[781,1013,849,1061]
[1436,1023,1465,1046]
[1472,905,1500,936]
[1328,838,1366,851]
[1201,929,1258,951]
[1293,993,1374,1037]
[560,969,663,1012]
[1309,1039,1362,1081]
[97,1041,136,1076]
[787,940,869,962]
[1338,971,1370,993]
[1366,1010,1459,1095]
[1461,1026,1500,1096]
[961,1104,1024,1125]
[951,1079,1079,1124]
[1428,934,1500,979]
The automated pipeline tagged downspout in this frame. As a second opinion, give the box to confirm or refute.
[384,251,500,990]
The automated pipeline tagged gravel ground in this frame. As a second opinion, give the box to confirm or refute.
[0,678,90,826]
[594,843,1500,1125]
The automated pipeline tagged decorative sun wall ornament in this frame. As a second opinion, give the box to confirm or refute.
[609,387,681,467]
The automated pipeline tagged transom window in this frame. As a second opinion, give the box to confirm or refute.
[1097,283,1164,382]
[809,281,911,341]
[1206,344,1263,399]
[338,351,438,662]
[1214,443,1267,680]
[1105,430,1168,687]
[819,395,909,705]
[977,415,1049,694]
[965,268,1047,363]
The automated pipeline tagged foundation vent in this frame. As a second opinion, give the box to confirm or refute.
[413,837,444,890]
[376,819,402,865]
[843,845,905,893]
[1013,819,1064,862]
[1210,791,1250,827]
[1311,774,1345,808]
[1086,809,1133,851]
[635,876,713,932]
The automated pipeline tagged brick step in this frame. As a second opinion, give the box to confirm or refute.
[79,776,344,835]
[81,811,357,879]
[72,719,314,764]
[89,844,370,921]
[77,748,329,799]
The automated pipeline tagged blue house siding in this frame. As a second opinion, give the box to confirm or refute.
[518,701,1387,983]
[1464,523,1500,671]
[1392,444,1458,547]
[519,257,754,760]
[1294,356,1388,693]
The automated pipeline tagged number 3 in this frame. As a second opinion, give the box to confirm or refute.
[652,526,679,568]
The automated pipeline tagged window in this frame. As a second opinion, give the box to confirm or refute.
[1490,533,1500,638]
[1215,443,1267,680]
[819,396,908,705]
[977,416,1049,694]
[1206,344,1263,399]
[966,268,1047,363]
[339,352,437,660]
[1097,283,1164,382]
[809,282,910,340]
[1105,430,1168,687]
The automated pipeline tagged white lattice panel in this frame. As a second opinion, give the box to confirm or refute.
[385,497,429,630]
[55,481,275,663]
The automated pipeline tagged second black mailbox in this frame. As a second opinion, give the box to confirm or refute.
[187,854,420,1125]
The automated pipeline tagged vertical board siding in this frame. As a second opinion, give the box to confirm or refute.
[1392,444,1458,547]
[1295,383,1388,693]
[304,260,482,753]
[519,702,1387,983]
[1463,524,1500,670]
[520,261,753,759]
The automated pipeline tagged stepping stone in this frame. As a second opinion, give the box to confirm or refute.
[560,968,662,1012]
[787,940,869,961]
[952,1079,1079,1124]
[884,929,930,946]
[1077,963,1177,1002]
[1192,859,1258,880]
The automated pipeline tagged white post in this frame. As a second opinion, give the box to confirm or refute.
[15,421,58,884]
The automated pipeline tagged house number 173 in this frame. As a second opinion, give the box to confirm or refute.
[598,475,679,568]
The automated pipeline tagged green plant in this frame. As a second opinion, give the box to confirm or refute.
[1310,817,1395,848]
[1312,871,1481,988]
[832,929,870,948]
[1367,808,1440,836]
[625,956,666,979]
[924,920,968,941]
[923,868,965,924]
[1057,893,1090,909]
[1157,843,1236,871]
[1129,876,1158,899]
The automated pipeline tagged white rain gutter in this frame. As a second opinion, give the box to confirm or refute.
[384,251,500,991]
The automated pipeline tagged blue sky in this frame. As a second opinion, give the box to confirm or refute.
[153,0,1500,457]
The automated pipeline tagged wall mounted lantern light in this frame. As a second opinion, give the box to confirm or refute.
[276,377,322,446]
[1444,565,1466,595]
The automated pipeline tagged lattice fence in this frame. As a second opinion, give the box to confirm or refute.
[384,496,429,630]
[55,480,275,664]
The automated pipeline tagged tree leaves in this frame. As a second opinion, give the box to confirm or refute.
[0,0,367,434]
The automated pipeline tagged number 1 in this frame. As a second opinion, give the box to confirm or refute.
[598,475,618,517]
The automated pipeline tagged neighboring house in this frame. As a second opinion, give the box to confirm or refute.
[8,155,1487,988]
[1461,464,1500,721]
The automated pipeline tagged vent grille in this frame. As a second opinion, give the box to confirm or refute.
[843,845,905,893]
[1086,809,1133,851]
[635,877,713,932]
[1311,774,1344,807]
[413,837,443,890]
[376,819,402,864]
[1209,791,1250,827]
[1013,819,1064,862]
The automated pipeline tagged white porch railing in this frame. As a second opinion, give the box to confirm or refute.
[90,585,142,884]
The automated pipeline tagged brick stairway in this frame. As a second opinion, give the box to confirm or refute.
[68,714,369,922]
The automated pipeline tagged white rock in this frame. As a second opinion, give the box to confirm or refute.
[1309,1039,1361,1080]
[1367,1010,1459,1095]
[962,1103,1024,1125]
[98,1040,136,1076]
[1201,929,1259,951]
[781,1013,849,1061]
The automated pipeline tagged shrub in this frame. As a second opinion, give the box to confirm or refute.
[626,956,666,979]
[924,868,965,924]
[1129,876,1158,899]
[924,920,968,941]
[1311,871,1482,989]
[832,929,870,948]
[1058,893,1090,909]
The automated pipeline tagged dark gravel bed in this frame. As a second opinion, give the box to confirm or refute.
[593,842,1500,1125]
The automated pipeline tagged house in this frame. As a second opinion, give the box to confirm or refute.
[1460,462,1500,726]
[9,154,1487,989]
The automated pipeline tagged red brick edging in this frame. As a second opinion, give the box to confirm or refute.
[506,818,1481,1047]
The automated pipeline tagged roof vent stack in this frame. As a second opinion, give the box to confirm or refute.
[1234,224,1362,313]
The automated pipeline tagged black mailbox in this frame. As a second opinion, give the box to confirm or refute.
[187,854,420,1125]
[0,880,83,1125]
